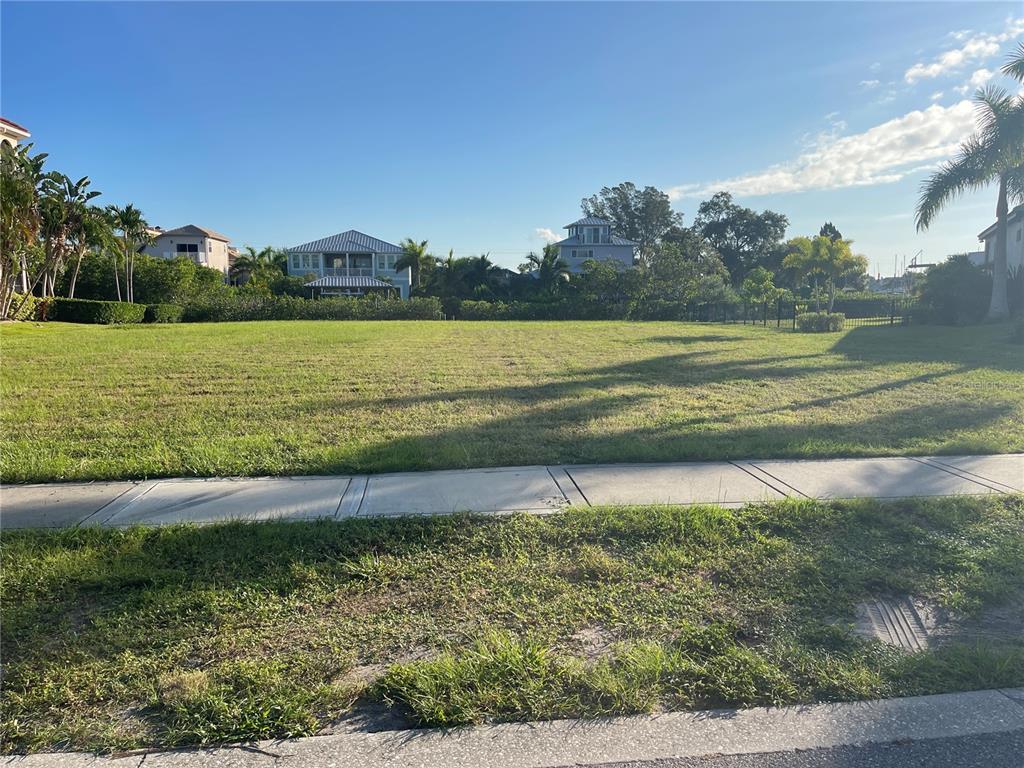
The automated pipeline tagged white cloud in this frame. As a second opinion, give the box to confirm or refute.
[869,61,882,72]
[904,17,1024,83]
[954,67,995,94]
[667,100,977,199]
[534,227,560,244]
[930,91,944,101]
[860,79,880,88]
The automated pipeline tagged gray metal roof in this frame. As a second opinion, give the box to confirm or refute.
[554,234,638,247]
[304,276,397,289]
[289,230,403,254]
[978,203,1024,240]
[563,216,614,228]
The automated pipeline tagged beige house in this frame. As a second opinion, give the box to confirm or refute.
[141,225,233,277]
[0,117,31,147]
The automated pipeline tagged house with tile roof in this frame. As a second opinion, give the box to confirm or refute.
[287,230,412,299]
[140,224,233,277]
[553,217,638,273]
[0,117,31,147]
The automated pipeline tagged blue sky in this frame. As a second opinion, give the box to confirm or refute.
[2,2,1022,275]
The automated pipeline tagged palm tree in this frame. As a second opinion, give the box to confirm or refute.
[1,143,48,317]
[396,238,431,288]
[67,205,114,299]
[38,174,101,297]
[230,245,279,284]
[466,253,497,290]
[916,44,1024,321]
[526,245,570,295]
[108,204,151,303]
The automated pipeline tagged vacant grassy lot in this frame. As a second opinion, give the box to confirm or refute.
[3,496,1022,753]
[1,320,1022,482]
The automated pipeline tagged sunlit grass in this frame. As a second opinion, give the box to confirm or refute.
[1,320,1021,482]
[2,496,1022,752]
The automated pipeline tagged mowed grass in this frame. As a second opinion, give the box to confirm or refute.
[1,320,1022,482]
[3,496,1023,753]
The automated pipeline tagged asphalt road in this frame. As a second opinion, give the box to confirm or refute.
[578,729,1024,768]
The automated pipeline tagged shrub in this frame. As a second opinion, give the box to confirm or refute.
[915,255,990,325]
[145,304,184,323]
[49,298,146,325]
[7,293,43,321]
[181,294,442,322]
[795,312,845,332]
[458,300,514,320]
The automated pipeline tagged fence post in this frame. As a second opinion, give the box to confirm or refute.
[776,298,782,327]
[792,302,797,330]
[890,298,896,325]
[762,301,767,326]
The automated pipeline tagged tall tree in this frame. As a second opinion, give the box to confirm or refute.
[67,205,114,299]
[108,204,151,303]
[396,238,433,288]
[693,191,789,284]
[0,143,47,317]
[38,174,102,297]
[916,43,1024,321]
[581,182,682,266]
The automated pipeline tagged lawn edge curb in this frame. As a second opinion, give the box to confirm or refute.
[8,688,1024,767]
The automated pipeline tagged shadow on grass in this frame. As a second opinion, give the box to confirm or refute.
[3,495,1022,750]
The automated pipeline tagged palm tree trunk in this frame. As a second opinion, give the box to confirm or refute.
[113,253,122,301]
[987,176,1010,321]
[68,247,85,298]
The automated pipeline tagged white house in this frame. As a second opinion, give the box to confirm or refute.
[140,225,233,276]
[0,117,30,147]
[553,216,637,273]
[977,204,1024,271]
[287,230,412,299]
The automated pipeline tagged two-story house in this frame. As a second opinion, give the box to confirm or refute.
[140,225,233,277]
[0,117,31,147]
[554,216,637,273]
[287,230,412,299]
[976,203,1024,271]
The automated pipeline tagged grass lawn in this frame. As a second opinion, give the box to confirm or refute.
[1,320,1022,482]
[2,495,1023,753]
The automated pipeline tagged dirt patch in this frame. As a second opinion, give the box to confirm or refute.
[566,626,618,659]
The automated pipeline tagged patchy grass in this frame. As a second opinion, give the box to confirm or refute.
[3,495,1023,753]
[1,320,1022,482]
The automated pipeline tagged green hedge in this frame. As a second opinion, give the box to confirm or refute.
[49,298,147,324]
[182,295,443,322]
[7,293,44,321]
[457,299,628,321]
[144,304,184,323]
[795,312,845,332]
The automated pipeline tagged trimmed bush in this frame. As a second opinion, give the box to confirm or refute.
[795,312,845,332]
[914,255,990,325]
[7,293,44,321]
[145,304,184,323]
[49,298,146,325]
[181,295,443,323]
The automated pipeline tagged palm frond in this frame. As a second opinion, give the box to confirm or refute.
[916,135,999,231]
[1002,42,1024,84]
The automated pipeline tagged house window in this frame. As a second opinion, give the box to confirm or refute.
[588,227,601,244]
[571,249,594,259]
[377,254,386,270]
[1017,229,1021,242]
[176,243,199,255]
[291,254,300,269]
[311,254,320,269]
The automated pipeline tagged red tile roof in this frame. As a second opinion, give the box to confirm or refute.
[0,117,30,134]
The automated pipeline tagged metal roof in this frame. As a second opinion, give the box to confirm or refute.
[289,230,403,254]
[554,234,639,247]
[304,276,397,289]
[563,216,614,228]
[156,224,231,242]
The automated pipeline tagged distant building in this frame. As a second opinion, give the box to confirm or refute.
[287,230,411,299]
[977,203,1024,271]
[553,217,637,273]
[140,225,233,276]
[0,117,31,147]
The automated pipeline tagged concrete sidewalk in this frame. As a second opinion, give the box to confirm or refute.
[1,454,1021,530]
[6,688,1024,767]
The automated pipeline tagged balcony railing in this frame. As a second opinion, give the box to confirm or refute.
[322,267,374,277]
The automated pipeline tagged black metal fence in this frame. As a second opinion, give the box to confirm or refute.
[686,297,918,329]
